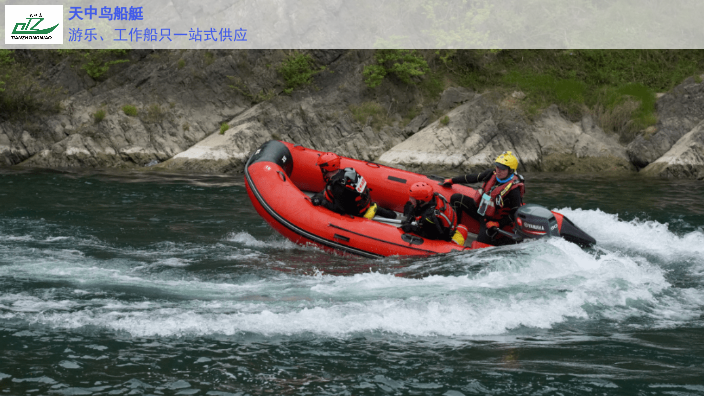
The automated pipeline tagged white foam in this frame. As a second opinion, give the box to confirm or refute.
[2,207,703,338]
[153,258,193,268]
[0,294,76,313]
[18,239,701,338]
[225,232,306,251]
[555,207,704,261]
[45,237,71,242]
[2,235,33,242]
[226,232,268,247]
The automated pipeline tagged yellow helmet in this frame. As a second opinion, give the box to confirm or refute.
[495,151,518,171]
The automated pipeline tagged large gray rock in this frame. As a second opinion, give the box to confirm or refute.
[2,50,700,178]
[8,50,418,173]
[641,120,704,179]
[158,92,411,173]
[378,100,632,174]
[379,94,516,172]
[17,50,260,169]
[627,76,704,169]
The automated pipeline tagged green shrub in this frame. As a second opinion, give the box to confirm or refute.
[440,115,450,125]
[350,101,387,130]
[228,76,277,103]
[438,49,683,137]
[501,71,587,118]
[277,52,318,93]
[590,83,657,142]
[219,123,229,135]
[94,109,106,123]
[0,50,14,66]
[419,71,445,100]
[81,49,130,80]
[450,50,701,136]
[363,50,430,88]
[122,105,137,116]
[177,59,185,69]
[0,50,64,120]
[144,104,165,123]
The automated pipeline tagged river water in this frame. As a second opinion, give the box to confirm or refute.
[1,169,703,395]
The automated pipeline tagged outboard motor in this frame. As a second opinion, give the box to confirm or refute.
[514,204,596,248]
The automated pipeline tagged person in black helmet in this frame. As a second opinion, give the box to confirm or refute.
[310,152,396,219]
[441,151,525,246]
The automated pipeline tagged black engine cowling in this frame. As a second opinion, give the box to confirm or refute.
[514,204,596,248]
[515,204,560,239]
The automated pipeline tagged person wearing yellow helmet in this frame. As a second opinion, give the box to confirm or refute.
[440,151,525,246]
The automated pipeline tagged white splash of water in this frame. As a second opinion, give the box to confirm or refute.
[2,209,703,338]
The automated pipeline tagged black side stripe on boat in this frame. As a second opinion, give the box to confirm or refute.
[388,176,407,184]
[245,157,383,259]
[333,234,350,242]
[327,224,437,254]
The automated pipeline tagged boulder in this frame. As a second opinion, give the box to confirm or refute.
[17,50,255,169]
[11,50,417,173]
[378,100,633,174]
[158,92,412,173]
[627,77,704,168]
[378,94,515,173]
[641,119,704,179]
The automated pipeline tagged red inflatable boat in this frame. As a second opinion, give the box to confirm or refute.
[244,140,596,258]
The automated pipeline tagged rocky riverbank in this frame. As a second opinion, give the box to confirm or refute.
[1,50,703,179]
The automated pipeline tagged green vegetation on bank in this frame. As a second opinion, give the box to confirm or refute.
[0,50,64,120]
[363,50,430,88]
[228,76,277,103]
[0,49,702,147]
[0,49,130,120]
[122,105,137,116]
[350,101,388,130]
[436,49,704,142]
[57,49,130,80]
[363,49,704,143]
[277,52,323,94]
[93,109,106,123]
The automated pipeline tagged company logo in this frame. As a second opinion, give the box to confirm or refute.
[12,16,59,35]
[5,5,63,45]
[524,222,544,230]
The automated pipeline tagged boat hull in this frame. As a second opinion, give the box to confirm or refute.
[244,140,594,257]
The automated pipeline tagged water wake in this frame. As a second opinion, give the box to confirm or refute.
[1,209,703,338]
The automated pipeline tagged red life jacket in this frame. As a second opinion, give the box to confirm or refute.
[401,193,458,240]
[477,173,525,219]
[427,193,458,239]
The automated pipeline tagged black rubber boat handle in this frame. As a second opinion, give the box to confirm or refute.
[494,228,523,242]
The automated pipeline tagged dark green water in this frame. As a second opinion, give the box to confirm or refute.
[1,169,703,395]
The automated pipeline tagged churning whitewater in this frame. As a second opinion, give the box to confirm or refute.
[2,206,702,338]
[1,171,703,395]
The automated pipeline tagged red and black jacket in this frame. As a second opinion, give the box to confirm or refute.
[401,193,458,241]
[312,168,372,216]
